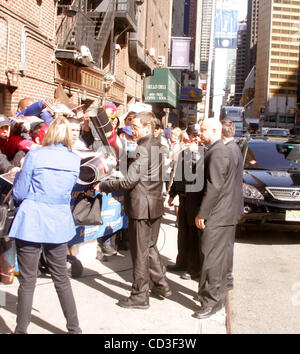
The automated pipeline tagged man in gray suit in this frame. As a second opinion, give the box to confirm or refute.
[193,118,237,319]
[94,111,171,309]
[221,120,244,291]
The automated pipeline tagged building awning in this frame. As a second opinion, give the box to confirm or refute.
[144,68,179,108]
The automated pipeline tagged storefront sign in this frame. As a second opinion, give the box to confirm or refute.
[180,87,203,102]
[144,68,179,108]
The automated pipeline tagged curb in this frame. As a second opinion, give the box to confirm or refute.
[225,293,232,334]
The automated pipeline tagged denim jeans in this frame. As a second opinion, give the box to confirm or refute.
[15,239,81,334]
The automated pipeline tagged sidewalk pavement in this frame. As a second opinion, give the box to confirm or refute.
[0,203,228,334]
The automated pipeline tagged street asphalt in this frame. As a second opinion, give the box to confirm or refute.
[0,203,228,335]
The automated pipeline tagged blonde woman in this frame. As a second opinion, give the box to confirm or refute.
[9,117,81,334]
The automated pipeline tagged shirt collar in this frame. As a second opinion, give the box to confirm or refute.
[207,139,219,150]
[224,137,234,145]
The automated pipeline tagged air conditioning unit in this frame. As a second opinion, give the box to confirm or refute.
[149,48,155,57]
[80,46,93,62]
[157,55,165,66]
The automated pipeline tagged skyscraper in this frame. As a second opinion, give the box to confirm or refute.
[234,20,247,106]
[245,0,259,77]
[254,0,300,128]
[199,0,215,74]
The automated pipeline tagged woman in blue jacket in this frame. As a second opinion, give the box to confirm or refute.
[9,117,81,334]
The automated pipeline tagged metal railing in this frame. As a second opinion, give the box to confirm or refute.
[55,0,137,66]
[94,0,116,66]
[56,0,96,54]
[116,0,136,23]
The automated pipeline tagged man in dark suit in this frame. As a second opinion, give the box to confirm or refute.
[221,120,244,290]
[167,124,203,279]
[193,118,237,319]
[94,111,171,309]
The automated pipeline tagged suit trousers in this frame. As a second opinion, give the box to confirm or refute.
[175,197,189,269]
[128,217,169,301]
[176,196,202,275]
[15,239,81,334]
[197,224,234,308]
[226,225,237,287]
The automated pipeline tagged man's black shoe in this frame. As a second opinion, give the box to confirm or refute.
[151,286,172,299]
[117,241,129,251]
[180,272,191,280]
[181,272,201,281]
[192,301,223,319]
[193,294,203,306]
[117,297,150,309]
[101,245,117,256]
[166,264,187,272]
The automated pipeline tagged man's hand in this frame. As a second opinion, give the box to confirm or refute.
[12,115,25,124]
[83,112,91,132]
[29,143,41,150]
[168,196,174,207]
[195,216,205,230]
[9,166,21,173]
[19,157,25,168]
[93,182,101,193]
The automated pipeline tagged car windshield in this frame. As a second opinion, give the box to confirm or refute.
[244,142,300,170]
[235,130,243,137]
[266,129,289,136]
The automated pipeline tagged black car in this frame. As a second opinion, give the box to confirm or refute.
[238,137,300,232]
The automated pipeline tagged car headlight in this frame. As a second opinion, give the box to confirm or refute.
[243,183,264,200]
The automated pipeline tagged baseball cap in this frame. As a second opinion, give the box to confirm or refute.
[121,125,133,136]
[0,114,11,128]
[119,102,153,123]
[128,102,152,114]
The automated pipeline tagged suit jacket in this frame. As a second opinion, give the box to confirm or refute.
[197,139,237,226]
[225,140,244,216]
[169,147,203,225]
[100,134,164,220]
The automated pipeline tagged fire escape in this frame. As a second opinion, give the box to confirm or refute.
[55,0,138,72]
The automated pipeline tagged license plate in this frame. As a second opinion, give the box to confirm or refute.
[285,210,300,221]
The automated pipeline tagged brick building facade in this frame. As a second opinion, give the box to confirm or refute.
[0,0,171,119]
[0,0,57,116]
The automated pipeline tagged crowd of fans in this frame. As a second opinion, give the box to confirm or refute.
[0,97,201,257]
[0,97,242,332]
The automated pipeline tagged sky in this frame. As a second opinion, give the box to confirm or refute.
[212,0,249,117]
[217,0,248,20]
[237,0,248,20]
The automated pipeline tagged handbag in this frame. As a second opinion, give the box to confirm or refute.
[72,191,103,226]
[0,188,16,238]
